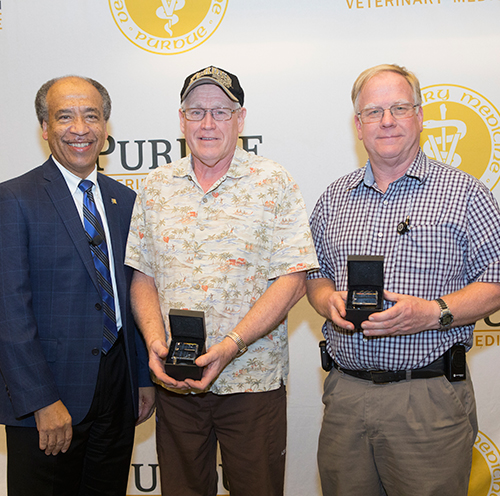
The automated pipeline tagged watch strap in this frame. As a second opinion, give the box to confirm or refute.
[226,331,248,357]
[435,298,447,311]
[435,298,454,329]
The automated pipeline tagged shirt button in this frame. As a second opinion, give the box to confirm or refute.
[95,303,102,311]
[378,232,383,238]
[199,226,205,231]
[194,284,200,290]
[92,348,100,356]
[202,198,208,203]
[383,200,388,205]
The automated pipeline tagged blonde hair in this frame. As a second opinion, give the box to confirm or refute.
[351,64,422,113]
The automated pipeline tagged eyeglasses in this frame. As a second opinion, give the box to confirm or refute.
[182,108,240,122]
[358,104,419,124]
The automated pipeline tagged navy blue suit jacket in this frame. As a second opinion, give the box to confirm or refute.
[0,157,150,427]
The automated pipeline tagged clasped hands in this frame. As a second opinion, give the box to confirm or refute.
[147,335,239,391]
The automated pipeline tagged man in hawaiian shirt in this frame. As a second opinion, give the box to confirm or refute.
[125,66,318,496]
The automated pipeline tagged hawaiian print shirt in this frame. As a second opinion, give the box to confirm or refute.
[126,147,318,394]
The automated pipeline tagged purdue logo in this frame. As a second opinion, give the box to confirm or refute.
[421,84,500,191]
[109,0,228,55]
[468,431,500,495]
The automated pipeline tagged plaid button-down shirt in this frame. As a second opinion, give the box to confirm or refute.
[308,150,500,371]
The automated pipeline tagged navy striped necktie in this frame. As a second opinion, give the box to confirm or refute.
[79,180,118,354]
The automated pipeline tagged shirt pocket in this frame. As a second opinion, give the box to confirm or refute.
[392,223,465,294]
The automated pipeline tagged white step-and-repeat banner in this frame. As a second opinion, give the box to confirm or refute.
[1,1,500,494]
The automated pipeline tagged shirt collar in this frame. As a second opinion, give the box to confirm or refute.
[346,148,428,192]
[404,148,428,182]
[173,146,252,181]
[51,155,98,195]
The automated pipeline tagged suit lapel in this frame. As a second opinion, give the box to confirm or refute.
[42,159,100,292]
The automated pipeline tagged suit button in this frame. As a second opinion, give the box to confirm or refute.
[92,348,100,356]
[95,303,102,311]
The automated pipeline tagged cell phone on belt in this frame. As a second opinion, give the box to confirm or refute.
[319,340,333,372]
[444,344,466,382]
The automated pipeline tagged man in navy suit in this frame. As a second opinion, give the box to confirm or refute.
[0,75,155,495]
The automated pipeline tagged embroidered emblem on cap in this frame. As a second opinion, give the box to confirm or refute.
[190,67,233,89]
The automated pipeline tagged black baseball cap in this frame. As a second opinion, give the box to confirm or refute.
[180,66,244,106]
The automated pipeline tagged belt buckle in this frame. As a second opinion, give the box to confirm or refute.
[370,370,403,384]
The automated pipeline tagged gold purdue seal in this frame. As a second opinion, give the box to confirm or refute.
[109,0,228,55]
[421,84,500,192]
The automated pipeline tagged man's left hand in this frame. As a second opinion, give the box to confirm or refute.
[184,337,239,391]
[361,290,439,337]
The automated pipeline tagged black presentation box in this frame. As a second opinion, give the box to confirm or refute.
[165,309,206,381]
[345,255,384,329]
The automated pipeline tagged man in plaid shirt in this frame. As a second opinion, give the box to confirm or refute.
[307,64,500,496]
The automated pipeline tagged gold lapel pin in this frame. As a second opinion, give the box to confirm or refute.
[111,198,117,204]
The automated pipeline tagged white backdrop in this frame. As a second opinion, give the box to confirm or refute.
[1,1,500,494]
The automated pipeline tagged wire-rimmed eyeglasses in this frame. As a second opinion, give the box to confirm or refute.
[182,108,240,122]
[358,104,420,124]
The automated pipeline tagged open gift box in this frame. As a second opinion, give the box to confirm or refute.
[165,309,206,381]
[345,255,384,329]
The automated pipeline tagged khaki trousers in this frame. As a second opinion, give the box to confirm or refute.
[318,366,477,496]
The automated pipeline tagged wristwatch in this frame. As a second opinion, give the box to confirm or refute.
[226,331,248,357]
[435,298,454,330]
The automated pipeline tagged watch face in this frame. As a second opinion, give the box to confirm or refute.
[441,314,454,326]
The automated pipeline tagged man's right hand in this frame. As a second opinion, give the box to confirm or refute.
[34,400,72,456]
[306,278,355,331]
[148,338,191,389]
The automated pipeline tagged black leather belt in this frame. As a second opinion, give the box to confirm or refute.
[333,355,446,384]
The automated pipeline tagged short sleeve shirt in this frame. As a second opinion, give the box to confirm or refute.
[308,150,500,371]
[126,147,318,393]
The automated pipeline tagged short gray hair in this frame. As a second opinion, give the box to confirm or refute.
[35,75,111,126]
